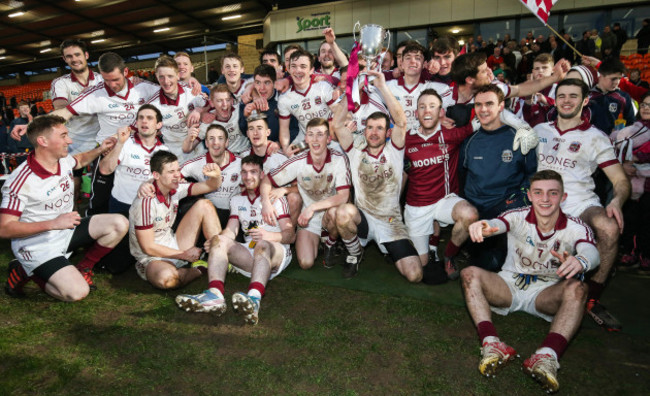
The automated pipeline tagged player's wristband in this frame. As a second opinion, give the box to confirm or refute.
[575,255,589,272]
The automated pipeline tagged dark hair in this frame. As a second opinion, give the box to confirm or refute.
[402,42,427,59]
[98,52,125,73]
[27,115,67,146]
[206,124,229,140]
[221,52,243,68]
[417,88,443,106]
[529,170,564,189]
[137,104,163,123]
[450,52,487,85]
[598,58,627,76]
[557,78,589,100]
[150,151,178,174]
[366,111,391,129]
[259,49,281,65]
[290,49,314,69]
[396,40,415,53]
[241,154,264,170]
[283,44,303,57]
[431,36,459,56]
[253,64,277,83]
[60,39,88,54]
[474,84,505,103]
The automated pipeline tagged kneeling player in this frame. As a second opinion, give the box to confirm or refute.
[175,155,295,325]
[461,170,599,393]
[1,115,128,301]
[129,151,222,289]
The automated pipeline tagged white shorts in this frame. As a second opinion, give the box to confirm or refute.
[13,228,75,276]
[135,237,185,281]
[491,270,557,322]
[359,209,409,254]
[404,194,465,255]
[561,194,601,218]
[299,210,325,236]
[231,242,292,280]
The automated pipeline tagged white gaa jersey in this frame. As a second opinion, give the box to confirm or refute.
[345,141,405,222]
[50,71,103,153]
[145,84,206,158]
[496,207,598,277]
[268,149,350,210]
[229,192,291,251]
[278,79,335,145]
[129,181,194,261]
[0,154,77,273]
[111,134,168,205]
[231,77,254,105]
[535,120,618,209]
[384,76,453,131]
[239,144,288,174]
[181,151,242,210]
[67,79,159,143]
[348,86,388,134]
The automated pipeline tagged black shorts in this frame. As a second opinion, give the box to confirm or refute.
[32,217,95,281]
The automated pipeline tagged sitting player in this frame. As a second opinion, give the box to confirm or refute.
[129,150,222,289]
[175,155,295,325]
[461,170,599,393]
[1,115,128,300]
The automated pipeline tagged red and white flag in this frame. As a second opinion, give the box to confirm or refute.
[520,0,559,25]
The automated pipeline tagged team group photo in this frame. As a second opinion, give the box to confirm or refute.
[0,0,649,394]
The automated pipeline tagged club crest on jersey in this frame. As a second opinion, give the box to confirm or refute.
[315,96,322,105]
[501,149,513,163]
[250,210,256,217]
[439,143,448,151]
[327,174,333,182]
[138,99,145,105]
[526,236,535,247]
[568,142,581,153]
[231,174,238,182]
[379,156,386,164]
[608,103,617,113]
[553,240,561,252]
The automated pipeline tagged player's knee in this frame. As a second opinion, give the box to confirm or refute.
[61,284,90,302]
[114,214,129,237]
[288,192,302,206]
[595,218,619,246]
[298,257,314,269]
[253,241,273,261]
[404,265,423,283]
[564,279,587,303]
[335,204,355,226]
[152,270,180,290]
[458,204,479,225]
[460,266,480,286]
[197,198,216,213]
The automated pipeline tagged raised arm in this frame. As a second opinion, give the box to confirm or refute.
[187,163,222,196]
[507,59,570,99]
[99,127,130,175]
[323,28,349,69]
[369,70,407,146]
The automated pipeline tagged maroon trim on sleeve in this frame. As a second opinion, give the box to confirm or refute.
[135,224,153,230]
[598,159,619,169]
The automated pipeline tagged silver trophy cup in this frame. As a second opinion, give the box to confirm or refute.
[353,21,391,75]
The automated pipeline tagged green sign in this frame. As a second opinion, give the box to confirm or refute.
[296,13,331,33]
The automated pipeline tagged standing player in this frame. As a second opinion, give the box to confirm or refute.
[314,28,348,84]
[262,118,351,271]
[332,71,422,281]
[535,79,630,331]
[146,56,205,162]
[461,170,599,393]
[278,50,337,156]
[260,50,284,80]
[428,36,459,85]
[174,52,211,96]
[129,151,222,290]
[175,155,295,325]
[402,89,477,281]
[1,115,128,300]
[219,53,254,104]
[180,125,242,228]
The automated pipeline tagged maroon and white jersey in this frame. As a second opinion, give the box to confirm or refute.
[345,141,403,221]
[67,79,159,143]
[277,79,335,144]
[239,144,288,174]
[315,67,341,83]
[384,76,453,130]
[50,71,103,152]
[535,119,618,208]
[510,84,557,118]
[1,154,77,270]
[181,151,241,210]
[145,84,206,158]
[229,192,291,250]
[231,77,254,105]
[129,181,193,261]
[348,86,388,134]
[494,207,599,276]
[268,149,351,210]
[200,107,250,155]
[404,124,473,206]
[111,134,168,205]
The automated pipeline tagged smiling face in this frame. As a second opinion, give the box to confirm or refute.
[221,57,244,84]
[155,66,179,96]
[401,50,424,78]
[210,91,233,119]
[527,179,566,219]
[289,55,313,89]
[241,162,263,192]
[304,124,330,156]
[62,45,89,74]
[205,127,228,159]
[174,55,194,82]
[41,123,73,158]
[318,42,334,69]
[416,94,442,131]
[254,74,274,99]
[432,51,455,76]
[639,96,650,120]
[474,91,504,130]
[555,84,588,120]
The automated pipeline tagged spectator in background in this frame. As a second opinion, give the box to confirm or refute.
[600,25,617,60]
[591,29,603,56]
[0,92,6,109]
[612,22,628,57]
[487,47,504,70]
[629,69,650,89]
[636,18,650,55]
[576,30,596,62]
[537,34,551,53]
[7,101,33,165]
[9,96,17,109]
[208,65,219,84]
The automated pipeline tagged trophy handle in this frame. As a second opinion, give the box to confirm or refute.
[353,21,361,42]
[384,30,391,49]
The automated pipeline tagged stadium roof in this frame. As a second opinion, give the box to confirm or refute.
[0,0,324,75]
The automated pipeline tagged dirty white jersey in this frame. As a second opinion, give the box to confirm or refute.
[198,107,250,156]
[50,71,103,153]
[384,76,453,131]
[67,79,159,143]
[535,119,618,209]
[268,149,350,210]
[145,84,206,158]
[278,79,336,145]
[348,86,388,134]
[181,151,241,210]
[494,207,599,277]
[111,134,168,205]
[230,77,254,105]
[229,192,291,250]
[129,181,194,261]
